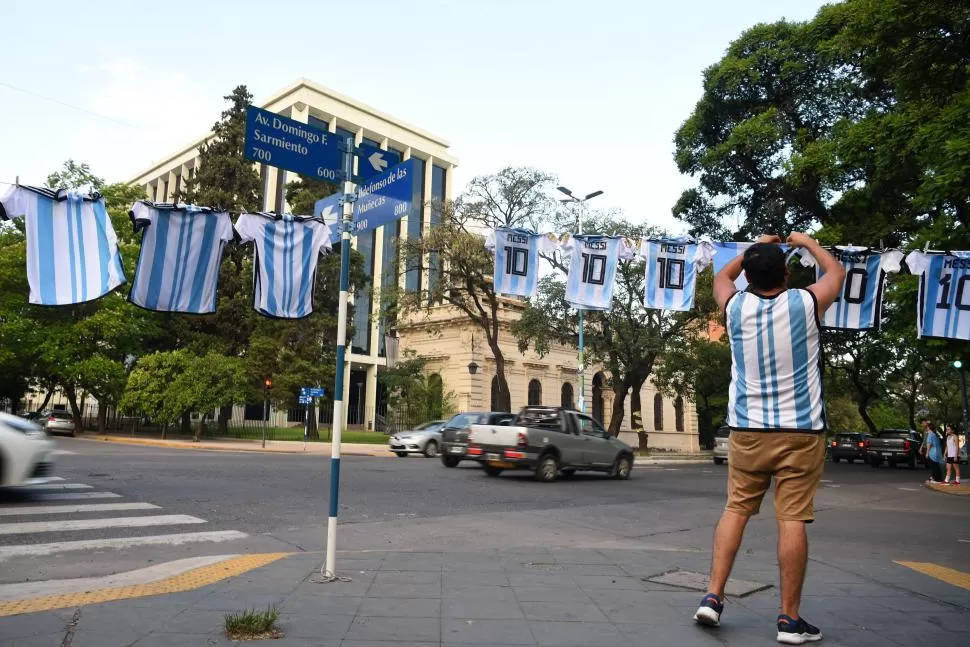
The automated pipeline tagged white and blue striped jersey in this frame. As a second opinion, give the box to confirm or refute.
[561,234,635,310]
[726,289,826,431]
[235,213,333,319]
[0,185,125,305]
[638,237,715,311]
[798,247,903,330]
[713,242,753,290]
[128,202,234,314]
[484,228,557,298]
[906,251,970,341]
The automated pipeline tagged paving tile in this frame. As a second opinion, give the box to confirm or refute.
[278,612,354,639]
[246,639,339,647]
[547,550,613,565]
[344,615,440,643]
[577,575,649,591]
[443,597,525,620]
[380,553,444,571]
[279,592,363,616]
[444,570,510,587]
[131,632,236,646]
[373,570,441,585]
[296,579,373,597]
[344,642,438,647]
[512,586,593,603]
[442,584,519,602]
[519,600,608,622]
[442,618,536,645]
[191,590,288,611]
[528,620,630,646]
[0,611,72,639]
[618,623,724,646]
[563,564,629,577]
[506,572,576,588]
[367,582,441,599]
[358,596,441,618]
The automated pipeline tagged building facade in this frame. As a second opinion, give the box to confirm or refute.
[128,79,458,430]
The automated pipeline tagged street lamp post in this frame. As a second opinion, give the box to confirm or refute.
[262,378,272,449]
[556,186,604,414]
[954,360,969,437]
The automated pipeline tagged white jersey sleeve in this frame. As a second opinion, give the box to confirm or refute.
[905,251,930,276]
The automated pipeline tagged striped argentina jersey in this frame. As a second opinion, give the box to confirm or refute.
[235,213,333,319]
[0,185,125,305]
[713,241,794,290]
[906,251,970,341]
[726,289,826,431]
[129,202,234,314]
[562,234,636,310]
[638,237,715,311]
[484,227,557,298]
[798,246,903,330]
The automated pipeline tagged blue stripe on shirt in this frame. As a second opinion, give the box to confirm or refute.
[727,295,749,427]
[35,196,56,304]
[787,291,813,428]
[92,200,112,295]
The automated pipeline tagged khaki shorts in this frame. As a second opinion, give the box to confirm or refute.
[727,431,826,522]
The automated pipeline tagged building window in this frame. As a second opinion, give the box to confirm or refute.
[308,115,329,132]
[174,174,182,201]
[675,396,685,432]
[653,394,664,431]
[405,157,426,293]
[528,379,542,406]
[561,383,574,410]
[592,372,605,424]
[162,179,169,202]
[428,165,446,304]
[153,183,161,202]
[378,219,400,357]
[490,376,500,411]
[352,230,376,355]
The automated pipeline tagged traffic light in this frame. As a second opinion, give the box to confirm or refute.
[955,360,963,370]
[264,378,273,389]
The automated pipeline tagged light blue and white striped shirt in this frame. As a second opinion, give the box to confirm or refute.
[129,201,234,314]
[725,289,826,431]
[562,234,635,311]
[907,251,970,341]
[484,227,557,298]
[638,237,715,311]
[235,212,333,319]
[0,186,126,305]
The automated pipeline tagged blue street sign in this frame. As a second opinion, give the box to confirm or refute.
[353,158,415,234]
[301,387,326,398]
[356,143,392,183]
[299,396,310,404]
[314,193,342,244]
[245,106,344,182]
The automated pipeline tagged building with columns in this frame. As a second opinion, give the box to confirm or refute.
[128,78,458,430]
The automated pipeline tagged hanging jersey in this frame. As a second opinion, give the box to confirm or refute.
[128,201,234,314]
[638,237,715,311]
[484,228,556,298]
[713,242,753,290]
[235,213,333,319]
[0,185,126,305]
[726,289,826,431]
[798,247,903,330]
[906,251,970,341]
[561,234,634,310]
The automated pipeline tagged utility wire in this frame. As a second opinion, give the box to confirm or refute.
[0,81,142,129]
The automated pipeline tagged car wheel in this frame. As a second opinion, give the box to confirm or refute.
[832,457,840,463]
[611,454,633,480]
[713,457,725,465]
[424,441,438,458]
[440,455,459,468]
[483,464,503,477]
[395,451,408,458]
[535,454,559,483]
[560,468,576,478]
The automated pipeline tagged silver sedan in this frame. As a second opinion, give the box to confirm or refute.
[388,420,447,458]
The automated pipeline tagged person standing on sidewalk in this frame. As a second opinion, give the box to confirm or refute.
[944,423,961,485]
[920,418,945,484]
[693,232,844,645]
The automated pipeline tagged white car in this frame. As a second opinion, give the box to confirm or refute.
[0,412,57,487]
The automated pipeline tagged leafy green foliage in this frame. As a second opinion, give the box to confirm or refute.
[378,351,456,425]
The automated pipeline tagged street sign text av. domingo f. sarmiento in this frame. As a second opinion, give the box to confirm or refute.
[244,106,344,182]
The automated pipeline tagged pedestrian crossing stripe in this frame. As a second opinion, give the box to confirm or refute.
[0,514,206,535]
[895,561,970,592]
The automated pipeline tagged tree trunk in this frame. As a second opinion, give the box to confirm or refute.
[306,402,320,441]
[194,417,205,442]
[160,422,167,440]
[37,387,54,413]
[181,411,192,436]
[63,384,83,434]
[218,405,231,435]
[491,343,512,412]
[97,405,107,434]
[606,381,629,437]
[630,377,648,453]
[858,401,878,435]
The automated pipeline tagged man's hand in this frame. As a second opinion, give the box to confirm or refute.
[788,231,845,315]
[786,232,814,248]
[757,234,783,244]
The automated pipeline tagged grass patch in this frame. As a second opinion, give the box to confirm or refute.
[224,605,282,641]
[225,428,389,444]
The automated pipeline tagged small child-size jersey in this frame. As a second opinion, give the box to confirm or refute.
[906,251,970,341]
[0,185,126,305]
[725,289,826,431]
[561,234,635,310]
[235,212,333,319]
[128,202,234,314]
[638,237,715,311]
[798,247,903,330]
[484,227,557,298]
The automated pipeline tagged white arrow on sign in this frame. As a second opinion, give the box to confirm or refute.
[319,204,338,224]
[368,151,388,173]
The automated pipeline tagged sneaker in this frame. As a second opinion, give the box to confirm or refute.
[777,614,822,644]
[952,480,961,486]
[693,593,723,627]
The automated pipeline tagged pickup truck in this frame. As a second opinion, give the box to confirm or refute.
[865,429,922,469]
[466,406,635,482]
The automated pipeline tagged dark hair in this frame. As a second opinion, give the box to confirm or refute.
[742,243,787,291]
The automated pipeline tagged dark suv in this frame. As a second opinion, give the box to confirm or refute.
[829,432,867,463]
[440,411,515,467]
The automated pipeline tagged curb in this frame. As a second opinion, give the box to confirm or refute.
[925,482,970,496]
[634,458,714,465]
[77,435,393,458]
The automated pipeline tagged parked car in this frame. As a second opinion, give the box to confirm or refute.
[466,406,635,482]
[829,432,868,463]
[0,412,56,487]
[388,420,447,458]
[440,412,516,467]
[713,426,730,465]
[866,429,922,468]
[41,410,77,437]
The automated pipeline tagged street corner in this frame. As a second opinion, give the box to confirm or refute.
[925,481,970,496]
[0,553,292,618]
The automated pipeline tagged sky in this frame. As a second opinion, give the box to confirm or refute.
[0,0,828,233]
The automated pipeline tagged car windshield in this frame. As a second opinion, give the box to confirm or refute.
[3,416,43,434]
[444,413,479,429]
[414,421,444,431]
[49,411,72,420]
[878,430,911,439]
[836,434,860,441]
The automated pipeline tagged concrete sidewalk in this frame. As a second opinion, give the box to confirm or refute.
[4,547,968,646]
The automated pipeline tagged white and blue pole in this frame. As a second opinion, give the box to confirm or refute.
[325,138,356,580]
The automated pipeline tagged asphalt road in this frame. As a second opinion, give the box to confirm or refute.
[1,437,968,602]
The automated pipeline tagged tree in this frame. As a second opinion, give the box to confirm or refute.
[513,212,718,448]
[46,160,105,194]
[378,352,457,429]
[391,167,556,412]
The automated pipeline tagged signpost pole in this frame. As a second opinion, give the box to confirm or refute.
[325,139,355,580]
[576,202,585,414]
